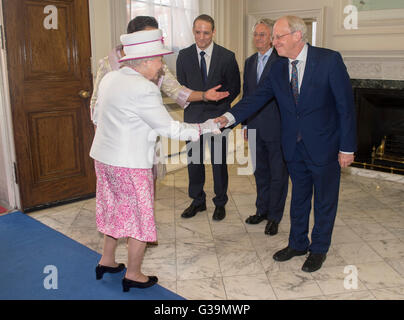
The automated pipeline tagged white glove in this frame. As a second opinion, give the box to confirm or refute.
[187,119,221,142]
[199,119,222,135]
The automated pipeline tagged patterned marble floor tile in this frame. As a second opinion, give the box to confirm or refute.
[81,198,96,213]
[311,265,367,296]
[333,242,384,265]
[24,165,404,301]
[176,241,221,280]
[142,258,177,282]
[231,194,258,207]
[325,290,376,300]
[144,242,176,261]
[210,219,247,236]
[355,261,404,290]
[216,248,265,277]
[222,274,276,300]
[156,223,176,243]
[385,258,404,278]
[349,223,397,241]
[154,209,175,224]
[213,232,254,250]
[371,287,404,300]
[176,277,227,300]
[175,220,213,242]
[330,225,365,245]
[379,220,404,239]
[367,239,404,259]
[267,270,323,300]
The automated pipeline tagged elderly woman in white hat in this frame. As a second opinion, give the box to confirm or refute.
[90,29,220,291]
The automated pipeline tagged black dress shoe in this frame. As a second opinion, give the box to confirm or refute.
[122,276,158,292]
[264,220,279,236]
[181,203,206,218]
[273,246,308,262]
[302,253,326,273]
[212,206,226,221]
[245,214,265,224]
[95,263,125,280]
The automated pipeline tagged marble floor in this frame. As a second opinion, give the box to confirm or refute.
[28,165,404,300]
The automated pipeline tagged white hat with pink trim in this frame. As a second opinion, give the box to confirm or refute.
[119,29,173,62]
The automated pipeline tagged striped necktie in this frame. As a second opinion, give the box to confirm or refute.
[290,60,299,105]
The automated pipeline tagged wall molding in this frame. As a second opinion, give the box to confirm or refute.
[246,7,325,58]
[342,55,404,80]
[334,0,404,36]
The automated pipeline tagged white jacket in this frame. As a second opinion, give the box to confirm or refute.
[90,67,199,169]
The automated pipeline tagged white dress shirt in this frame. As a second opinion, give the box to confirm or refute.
[90,67,200,169]
[257,47,273,82]
[196,41,214,76]
[288,43,308,92]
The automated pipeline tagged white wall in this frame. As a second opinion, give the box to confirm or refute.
[244,0,404,80]
[88,0,114,78]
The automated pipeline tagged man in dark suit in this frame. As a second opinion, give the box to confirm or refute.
[242,19,289,236]
[176,14,240,221]
[215,16,356,272]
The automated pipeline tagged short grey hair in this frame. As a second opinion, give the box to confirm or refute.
[253,18,275,32]
[121,57,156,68]
[281,15,308,43]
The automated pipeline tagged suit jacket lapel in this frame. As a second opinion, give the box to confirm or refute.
[207,43,219,85]
[249,53,258,91]
[298,44,317,110]
[257,50,276,86]
[277,58,296,113]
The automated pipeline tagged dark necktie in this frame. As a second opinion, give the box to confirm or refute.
[290,60,299,105]
[200,51,207,85]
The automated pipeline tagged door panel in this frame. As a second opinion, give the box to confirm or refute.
[3,0,95,211]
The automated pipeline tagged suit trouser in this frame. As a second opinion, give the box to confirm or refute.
[252,133,288,223]
[286,140,341,254]
[186,133,228,207]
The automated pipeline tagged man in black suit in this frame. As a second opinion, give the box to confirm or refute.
[243,19,289,236]
[176,14,240,221]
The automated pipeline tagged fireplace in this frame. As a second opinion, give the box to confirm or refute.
[352,79,404,175]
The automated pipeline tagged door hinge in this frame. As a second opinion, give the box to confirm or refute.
[13,162,18,185]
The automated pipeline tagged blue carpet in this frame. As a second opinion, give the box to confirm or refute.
[0,211,184,300]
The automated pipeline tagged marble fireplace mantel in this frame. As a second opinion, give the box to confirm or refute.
[348,78,404,183]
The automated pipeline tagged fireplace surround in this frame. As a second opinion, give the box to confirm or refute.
[351,79,404,175]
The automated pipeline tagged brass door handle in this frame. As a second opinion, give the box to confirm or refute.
[79,90,90,99]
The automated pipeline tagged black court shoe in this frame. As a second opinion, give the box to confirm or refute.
[95,263,126,280]
[122,276,158,292]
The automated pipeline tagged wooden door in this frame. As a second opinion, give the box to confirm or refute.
[3,0,96,212]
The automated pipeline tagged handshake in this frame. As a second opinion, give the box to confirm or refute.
[200,115,230,134]
[199,119,222,135]
[188,116,230,142]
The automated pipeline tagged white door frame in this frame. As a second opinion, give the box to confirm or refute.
[0,0,20,210]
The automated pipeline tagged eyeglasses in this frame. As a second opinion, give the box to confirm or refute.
[253,32,268,38]
[272,31,296,41]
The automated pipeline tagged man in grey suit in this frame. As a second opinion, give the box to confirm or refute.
[176,14,240,221]
[242,19,289,236]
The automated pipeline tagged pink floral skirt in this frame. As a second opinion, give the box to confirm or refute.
[94,160,156,242]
